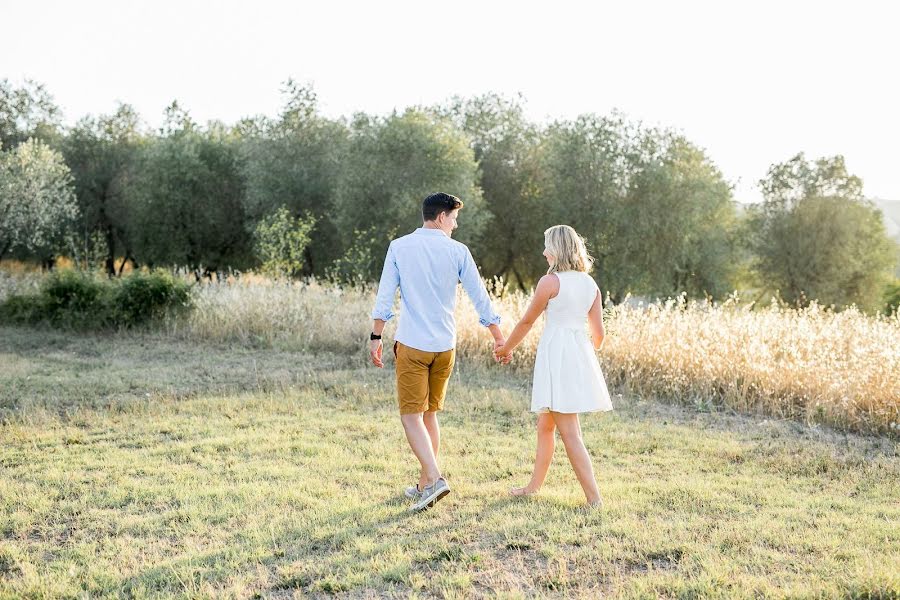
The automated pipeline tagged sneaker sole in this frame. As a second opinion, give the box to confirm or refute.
[410,488,450,512]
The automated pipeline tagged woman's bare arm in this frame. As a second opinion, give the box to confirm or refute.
[494,274,559,358]
[587,289,605,350]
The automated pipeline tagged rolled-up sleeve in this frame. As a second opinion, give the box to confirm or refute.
[371,243,399,321]
[458,247,501,327]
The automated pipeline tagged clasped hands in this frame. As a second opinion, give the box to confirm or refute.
[493,339,513,365]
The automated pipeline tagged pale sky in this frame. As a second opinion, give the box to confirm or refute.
[4,0,898,203]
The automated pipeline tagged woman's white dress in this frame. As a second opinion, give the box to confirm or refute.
[531,271,614,414]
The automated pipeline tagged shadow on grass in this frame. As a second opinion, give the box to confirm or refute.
[111,491,580,597]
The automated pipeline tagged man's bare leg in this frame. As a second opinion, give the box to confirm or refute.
[419,410,441,488]
[401,413,441,487]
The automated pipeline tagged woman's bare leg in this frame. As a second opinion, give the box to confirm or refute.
[550,412,602,505]
[511,412,556,496]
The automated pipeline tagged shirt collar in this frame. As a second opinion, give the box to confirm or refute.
[415,227,449,237]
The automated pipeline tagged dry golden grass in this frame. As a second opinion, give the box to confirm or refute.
[171,276,391,354]
[168,276,900,436]
[3,267,897,435]
[595,296,900,436]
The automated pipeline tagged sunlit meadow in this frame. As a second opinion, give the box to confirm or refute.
[1,270,898,598]
[170,275,900,436]
[2,326,898,599]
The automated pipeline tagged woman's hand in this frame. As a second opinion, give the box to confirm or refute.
[493,343,513,364]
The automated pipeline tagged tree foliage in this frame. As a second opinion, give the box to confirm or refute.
[62,103,143,274]
[5,78,896,313]
[123,104,251,272]
[334,109,485,281]
[0,79,62,150]
[620,132,738,298]
[751,154,896,311]
[533,116,737,300]
[253,206,316,279]
[438,94,545,289]
[240,81,348,274]
[0,139,79,262]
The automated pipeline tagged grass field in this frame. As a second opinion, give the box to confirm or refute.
[3,271,899,435]
[173,279,900,436]
[1,326,898,598]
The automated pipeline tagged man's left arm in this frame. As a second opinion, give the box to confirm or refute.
[370,244,400,368]
[458,247,504,351]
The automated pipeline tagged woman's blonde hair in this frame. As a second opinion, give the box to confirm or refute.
[544,225,593,274]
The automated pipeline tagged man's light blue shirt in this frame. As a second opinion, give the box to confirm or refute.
[371,228,501,352]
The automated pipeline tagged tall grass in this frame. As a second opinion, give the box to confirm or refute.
[168,276,899,436]
[171,275,383,353]
[0,270,41,302]
[597,296,899,436]
[4,269,897,435]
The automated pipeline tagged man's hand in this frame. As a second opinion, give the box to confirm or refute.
[493,337,505,361]
[369,339,384,368]
[493,338,512,364]
[488,325,510,364]
[493,343,513,364]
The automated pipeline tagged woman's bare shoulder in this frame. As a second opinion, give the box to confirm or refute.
[536,273,560,298]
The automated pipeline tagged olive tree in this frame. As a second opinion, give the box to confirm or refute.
[240,81,348,275]
[437,94,545,290]
[62,104,143,274]
[123,103,251,274]
[0,139,79,264]
[333,109,485,282]
[0,78,62,150]
[751,154,896,311]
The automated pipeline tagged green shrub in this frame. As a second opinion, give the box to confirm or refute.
[326,226,388,286]
[111,270,192,327]
[0,269,193,330]
[884,280,900,315]
[0,294,39,323]
[38,270,111,328]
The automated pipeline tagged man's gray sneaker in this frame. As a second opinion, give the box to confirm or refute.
[404,485,421,499]
[409,477,450,512]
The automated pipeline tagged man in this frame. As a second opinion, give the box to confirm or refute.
[369,192,505,512]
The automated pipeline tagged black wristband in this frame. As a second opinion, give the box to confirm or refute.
[370,332,382,341]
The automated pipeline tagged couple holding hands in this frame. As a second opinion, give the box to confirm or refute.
[368,193,613,513]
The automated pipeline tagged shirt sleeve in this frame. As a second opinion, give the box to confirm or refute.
[371,243,399,321]
[458,246,501,327]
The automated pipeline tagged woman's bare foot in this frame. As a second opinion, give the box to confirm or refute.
[586,497,604,509]
[509,485,539,497]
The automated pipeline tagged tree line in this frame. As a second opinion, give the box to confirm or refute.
[1,78,897,312]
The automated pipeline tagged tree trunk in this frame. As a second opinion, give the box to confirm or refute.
[117,252,133,276]
[495,257,512,294]
[510,265,528,293]
[104,224,116,278]
[304,246,315,276]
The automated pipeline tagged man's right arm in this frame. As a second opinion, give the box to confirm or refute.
[370,244,399,368]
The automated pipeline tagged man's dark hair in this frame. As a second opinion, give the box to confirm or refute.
[422,192,464,222]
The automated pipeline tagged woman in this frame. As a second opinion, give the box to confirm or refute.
[494,225,612,507]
